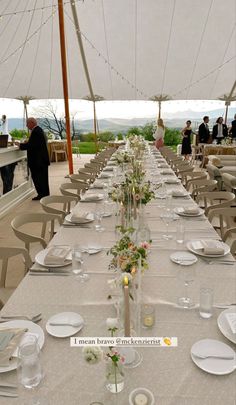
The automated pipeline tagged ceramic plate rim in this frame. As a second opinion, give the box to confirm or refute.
[191,339,236,375]
[217,306,236,344]
[0,320,45,373]
[35,247,72,268]
[186,240,230,258]
[46,312,84,338]
[170,251,197,266]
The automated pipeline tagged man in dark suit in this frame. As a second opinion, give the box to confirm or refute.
[229,114,236,139]
[212,117,228,144]
[19,117,50,200]
[198,116,210,144]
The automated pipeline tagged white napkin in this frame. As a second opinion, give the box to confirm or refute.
[192,240,224,255]
[158,163,169,168]
[44,246,71,265]
[99,173,112,178]
[70,212,92,223]
[103,167,113,171]
[81,193,102,201]
[172,189,187,197]
[183,207,199,215]
[91,181,105,189]
[160,170,172,174]
[225,313,236,334]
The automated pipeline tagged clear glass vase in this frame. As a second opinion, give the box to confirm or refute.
[105,358,124,393]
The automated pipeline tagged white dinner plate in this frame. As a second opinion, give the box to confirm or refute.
[217,306,236,344]
[35,247,72,268]
[186,240,230,258]
[0,320,45,373]
[191,339,236,375]
[65,213,94,224]
[99,173,113,179]
[171,191,190,198]
[103,167,114,171]
[174,207,204,217]
[170,251,197,266]
[46,312,84,338]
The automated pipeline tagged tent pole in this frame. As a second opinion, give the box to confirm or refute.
[224,102,230,125]
[93,101,98,154]
[158,101,161,119]
[58,0,73,174]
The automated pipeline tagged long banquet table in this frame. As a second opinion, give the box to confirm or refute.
[0,147,235,405]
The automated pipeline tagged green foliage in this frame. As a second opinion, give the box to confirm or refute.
[79,133,96,142]
[72,142,96,154]
[98,132,115,142]
[126,127,142,137]
[164,128,181,146]
[116,132,125,140]
[141,122,155,141]
[10,129,28,139]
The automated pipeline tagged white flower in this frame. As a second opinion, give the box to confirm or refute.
[107,278,118,290]
[106,317,119,329]
[82,346,103,365]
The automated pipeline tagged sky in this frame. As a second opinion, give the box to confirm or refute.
[0,98,235,120]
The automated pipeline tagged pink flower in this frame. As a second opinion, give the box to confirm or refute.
[140,241,150,249]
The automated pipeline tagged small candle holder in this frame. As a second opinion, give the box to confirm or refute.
[141,304,155,328]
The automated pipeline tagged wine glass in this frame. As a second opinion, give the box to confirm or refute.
[178,265,195,308]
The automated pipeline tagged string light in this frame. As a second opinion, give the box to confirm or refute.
[0,0,84,19]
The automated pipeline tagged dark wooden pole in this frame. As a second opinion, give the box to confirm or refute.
[58,0,73,174]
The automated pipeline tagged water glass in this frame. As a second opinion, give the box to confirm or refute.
[199,287,213,318]
[72,245,89,282]
[176,222,185,244]
[18,335,42,389]
[94,203,105,232]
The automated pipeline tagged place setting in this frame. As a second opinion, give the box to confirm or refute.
[64,211,94,227]
[174,206,204,217]
[30,245,72,276]
[80,193,104,202]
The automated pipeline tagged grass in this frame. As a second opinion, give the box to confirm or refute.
[72,142,97,154]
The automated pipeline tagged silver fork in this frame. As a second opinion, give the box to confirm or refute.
[0,313,42,322]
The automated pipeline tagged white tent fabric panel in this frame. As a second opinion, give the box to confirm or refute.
[0,0,235,101]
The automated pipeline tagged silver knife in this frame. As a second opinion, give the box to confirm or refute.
[0,390,18,398]
[0,383,17,389]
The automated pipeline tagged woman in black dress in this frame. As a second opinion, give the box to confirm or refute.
[181,120,193,160]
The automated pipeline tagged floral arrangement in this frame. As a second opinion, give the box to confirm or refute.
[109,176,154,206]
[113,151,133,165]
[108,234,151,274]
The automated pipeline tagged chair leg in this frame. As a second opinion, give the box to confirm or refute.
[0,259,8,287]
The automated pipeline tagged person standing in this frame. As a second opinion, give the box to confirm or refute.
[181,120,193,160]
[229,114,236,139]
[18,117,50,200]
[212,117,228,144]
[153,118,165,149]
[198,116,210,144]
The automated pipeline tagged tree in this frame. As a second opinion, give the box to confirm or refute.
[34,102,66,138]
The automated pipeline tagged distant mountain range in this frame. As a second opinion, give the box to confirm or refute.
[7,107,235,133]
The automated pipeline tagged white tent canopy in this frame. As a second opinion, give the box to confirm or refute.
[0,0,235,101]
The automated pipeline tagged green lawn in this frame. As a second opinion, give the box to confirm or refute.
[72,142,96,154]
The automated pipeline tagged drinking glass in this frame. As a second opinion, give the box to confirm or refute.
[178,266,195,308]
[199,287,213,318]
[94,203,105,232]
[161,202,173,240]
[17,335,42,389]
[176,221,185,244]
[72,244,89,282]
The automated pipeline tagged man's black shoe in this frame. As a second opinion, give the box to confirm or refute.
[32,196,41,201]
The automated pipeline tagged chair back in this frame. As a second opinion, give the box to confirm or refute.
[40,195,77,220]
[0,247,32,287]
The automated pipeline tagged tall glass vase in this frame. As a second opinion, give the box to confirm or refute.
[105,358,124,393]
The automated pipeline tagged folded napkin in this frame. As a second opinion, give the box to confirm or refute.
[81,193,103,202]
[225,313,236,334]
[70,212,92,223]
[165,178,180,184]
[0,328,27,367]
[192,240,225,255]
[160,170,172,174]
[103,167,114,171]
[158,164,169,168]
[99,173,112,178]
[44,246,71,265]
[91,181,105,189]
[172,189,187,197]
[183,207,199,215]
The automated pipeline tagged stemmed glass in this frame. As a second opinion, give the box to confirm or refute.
[161,195,173,239]
[72,244,89,282]
[178,265,195,308]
